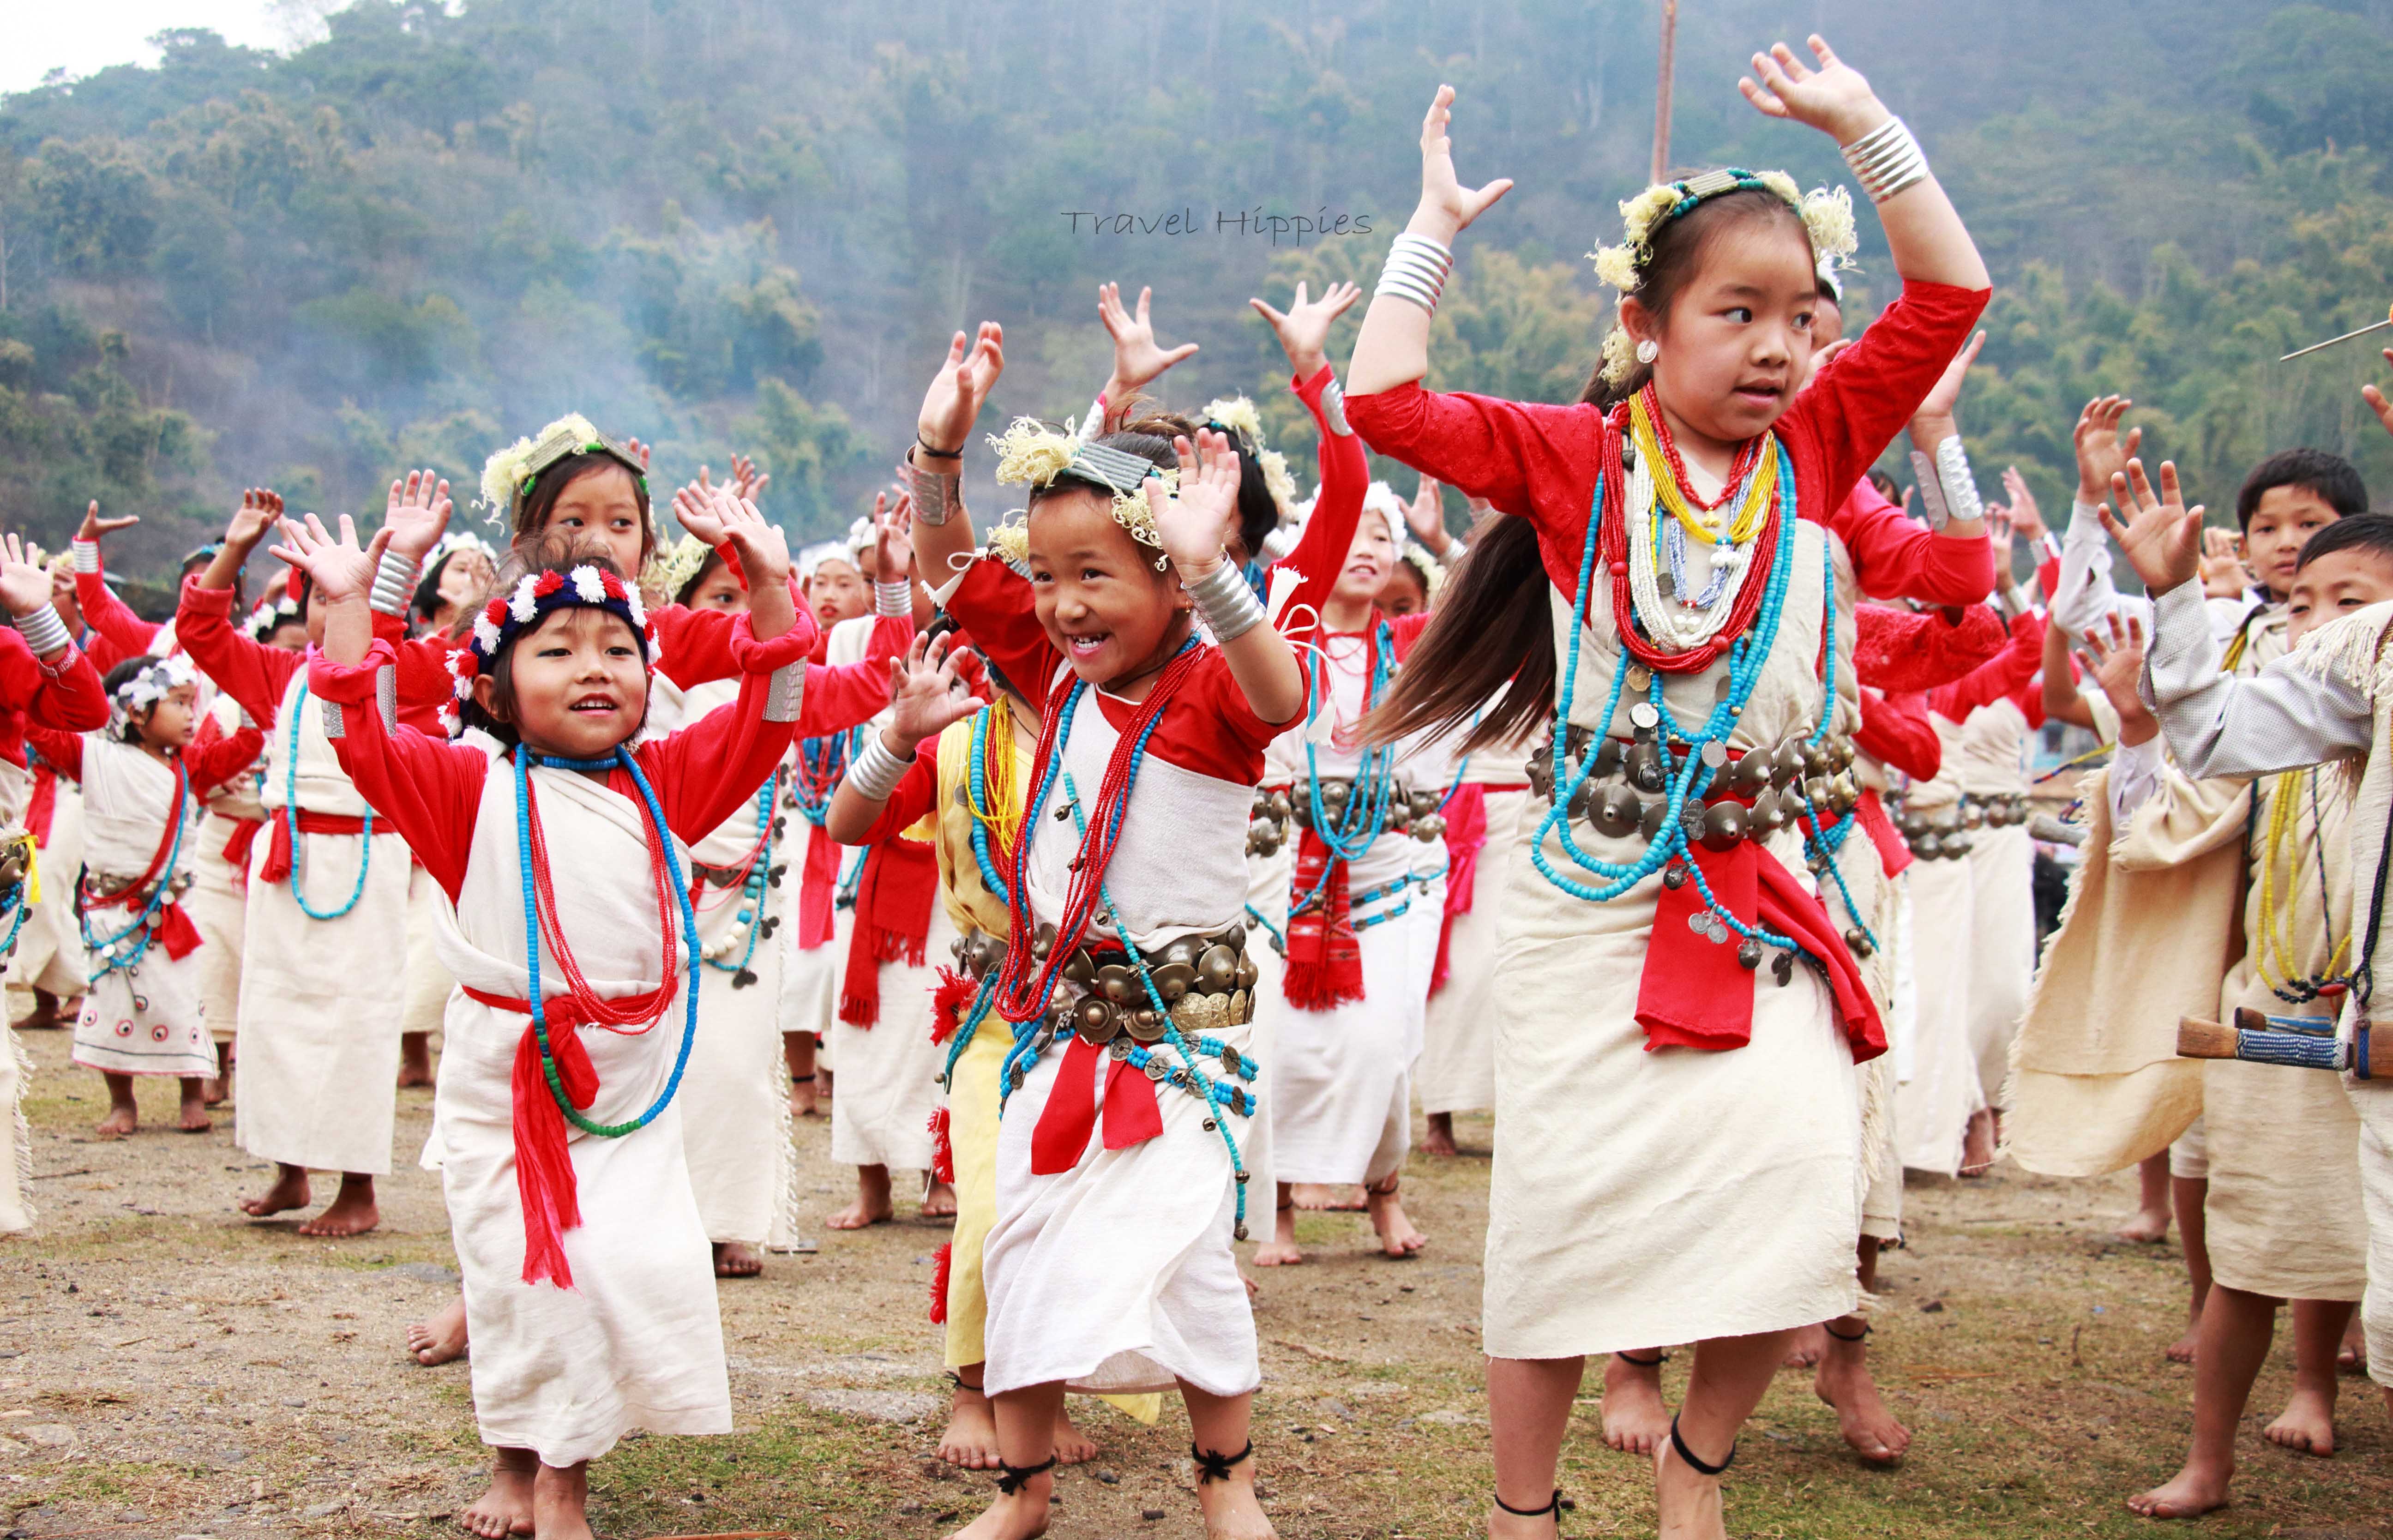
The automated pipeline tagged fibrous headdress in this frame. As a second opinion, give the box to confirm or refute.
[478,413,649,523]
[1202,394,1299,518]
[985,418,1175,570]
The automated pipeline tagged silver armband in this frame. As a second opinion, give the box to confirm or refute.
[376,663,399,734]
[70,541,100,576]
[873,579,913,619]
[1185,559,1267,644]
[12,604,71,658]
[320,699,346,740]
[1994,582,2040,623]
[844,731,911,803]
[1907,437,1983,533]
[903,458,965,527]
[1319,376,1353,438]
[368,549,421,618]
[1841,116,1930,204]
[763,661,805,724]
[1376,233,1455,315]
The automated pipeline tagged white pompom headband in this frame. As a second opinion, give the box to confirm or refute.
[441,565,656,734]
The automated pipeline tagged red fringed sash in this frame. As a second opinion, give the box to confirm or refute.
[1855,789,1911,879]
[220,816,263,890]
[838,838,938,1026]
[1428,784,1490,997]
[27,765,56,847]
[795,824,841,950]
[1283,825,1364,1010]
[1028,1030,1165,1174]
[928,1240,952,1325]
[85,764,204,962]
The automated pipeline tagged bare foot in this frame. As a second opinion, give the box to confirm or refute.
[937,1382,999,1470]
[2339,1317,2366,1375]
[1366,1182,1426,1259]
[1654,1429,1728,1540]
[201,1076,228,1106]
[529,1461,594,1540]
[2114,1205,2171,1244]
[2263,1383,2337,1456]
[239,1164,311,1219]
[1052,1404,1099,1465]
[397,1032,434,1088]
[922,1180,958,1220]
[408,1293,468,1367]
[1815,1333,1910,1465]
[178,1081,212,1132]
[2125,1460,2230,1520]
[296,1174,379,1238]
[1190,1456,1274,1540]
[944,1473,1050,1540]
[2165,1316,2201,1366]
[1783,1323,1828,1368]
[1421,1112,1459,1158]
[1292,1182,1364,1211]
[1601,1353,1670,1456]
[1959,1109,1996,1178]
[1251,1204,1302,1267]
[94,1102,138,1138]
[790,1076,820,1118]
[713,1240,764,1278]
[460,1449,535,1538]
[818,1066,835,1100]
[827,1166,895,1230]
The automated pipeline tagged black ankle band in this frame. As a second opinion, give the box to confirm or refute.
[1615,1349,1669,1367]
[1824,1322,1870,1342]
[792,1072,816,1083]
[1669,1414,1735,1478]
[1190,1440,1252,1484]
[1493,1487,1561,1516]
[995,1456,1055,1495]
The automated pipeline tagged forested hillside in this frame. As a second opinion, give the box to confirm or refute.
[4,0,2391,576]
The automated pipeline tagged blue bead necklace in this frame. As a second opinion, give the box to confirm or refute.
[282,681,374,920]
[702,770,781,987]
[80,758,190,980]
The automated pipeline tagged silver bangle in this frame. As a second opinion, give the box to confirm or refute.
[1376,233,1455,315]
[1841,116,1930,204]
[1185,559,1267,644]
[70,541,99,576]
[844,732,911,803]
[1931,436,1985,527]
[873,579,912,618]
[1319,376,1353,438]
[12,604,70,657]
[1906,449,1950,531]
[368,550,421,618]
[903,458,964,527]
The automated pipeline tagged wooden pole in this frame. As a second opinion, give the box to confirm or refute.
[1650,0,1679,183]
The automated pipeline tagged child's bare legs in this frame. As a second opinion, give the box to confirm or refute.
[177,1076,210,1131]
[202,1040,231,1105]
[239,1161,310,1217]
[530,1458,593,1540]
[1959,1107,1996,1176]
[461,1446,535,1539]
[1365,1172,1425,1258]
[1422,1111,1459,1157]
[828,1164,893,1229]
[1781,1324,1827,1367]
[408,1290,469,1366]
[2264,1298,2352,1455]
[1601,1351,1670,1455]
[2338,1309,2366,1373]
[1654,1330,1794,1540]
[302,1173,379,1237]
[2117,1151,2172,1243]
[2168,1175,2211,1364]
[2129,1283,2278,1518]
[1814,1237,1909,1464]
[1183,1381,1271,1539]
[95,1071,139,1137]
[1252,1184,1300,1266]
[940,1366,1098,1472]
[397,1031,433,1088]
[1488,1354,1581,1535]
[22,988,70,1029]
[948,1379,1061,1540]
[785,1031,818,1117]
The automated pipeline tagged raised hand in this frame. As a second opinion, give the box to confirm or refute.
[268,513,391,607]
[221,487,286,553]
[1099,283,1199,394]
[883,631,980,752]
[730,453,770,505]
[2198,527,2249,600]
[671,480,731,547]
[380,468,452,563]
[1404,476,1453,555]
[75,501,140,544]
[2365,348,2393,439]
[1151,428,1245,577]
[2095,459,2205,596]
[1738,34,1888,144]
[622,437,652,471]
[872,491,914,584]
[702,485,790,592]
[0,534,53,619]
[2073,396,2142,505]
[1413,85,1514,241]
[2081,610,2156,743]
[1986,505,2015,570]
[917,322,1006,457]
[1999,467,2045,541]
[1248,280,1364,377]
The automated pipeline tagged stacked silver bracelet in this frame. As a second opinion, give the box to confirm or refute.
[873,578,912,618]
[903,457,965,527]
[12,604,70,657]
[845,731,913,803]
[1185,559,1267,644]
[368,550,421,617]
[1995,582,2040,623]
[70,540,100,575]
[1907,436,1984,533]
[1320,376,1354,438]
[1376,233,1455,316]
[1841,116,1930,204]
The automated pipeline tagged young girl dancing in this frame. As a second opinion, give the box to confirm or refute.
[288,483,806,1540]
[1344,39,1988,1538]
[893,324,1305,1539]
[35,657,261,1136]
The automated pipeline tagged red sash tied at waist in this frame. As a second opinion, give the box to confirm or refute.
[219,816,264,890]
[256,810,373,885]
[1028,1029,1166,1175]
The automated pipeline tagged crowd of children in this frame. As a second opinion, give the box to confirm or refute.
[7,29,2393,1540]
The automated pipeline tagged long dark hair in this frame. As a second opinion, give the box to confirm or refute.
[1361,187,1809,752]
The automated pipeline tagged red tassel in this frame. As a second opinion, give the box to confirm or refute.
[1283,959,1366,1011]
[931,968,975,1046]
[928,1241,952,1325]
[928,1105,954,1184]
[509,1017,600,1289]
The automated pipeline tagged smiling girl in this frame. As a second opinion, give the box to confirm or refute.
[1344,36,1988,1539]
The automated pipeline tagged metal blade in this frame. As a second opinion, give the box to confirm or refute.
[2281,316,2393,361]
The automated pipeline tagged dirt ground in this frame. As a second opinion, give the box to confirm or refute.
[4,1016,2390,1540]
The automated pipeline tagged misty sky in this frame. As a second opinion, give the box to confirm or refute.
[4,1,311,96]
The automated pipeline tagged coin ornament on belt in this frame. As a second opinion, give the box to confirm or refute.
[1626,665,1653,692]
[1143,1057,1168,1082]
[1700,740,1727,769]
[1628,701,1660,731]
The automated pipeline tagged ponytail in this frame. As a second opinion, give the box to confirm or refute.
[1358,511,1557,755]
